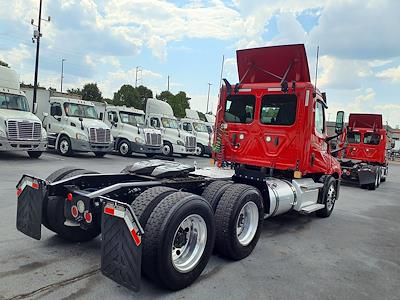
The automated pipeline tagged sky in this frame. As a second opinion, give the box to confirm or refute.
[0,0,399,127]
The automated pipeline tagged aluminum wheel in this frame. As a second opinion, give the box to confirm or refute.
[162,144,171,156]
[195,146,202,156]
[326,184,336,211]
[236,201,259,246]
[59,139,70,155]
[119,142,130,155]
[171,214,207,273]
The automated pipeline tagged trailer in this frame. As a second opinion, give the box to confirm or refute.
[16,44,344,292]
[338,113,388,190]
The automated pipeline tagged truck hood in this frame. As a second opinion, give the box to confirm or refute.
[0,109,42,123]
[179,130,195,139]
[69,117,109,129]
[236,44,310,83]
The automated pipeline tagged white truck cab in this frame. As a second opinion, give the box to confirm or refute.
[180,113,212,157]
[43,97,113,157]
[145,99,196,157]
[0,66,47,158]
[100,104,163,157]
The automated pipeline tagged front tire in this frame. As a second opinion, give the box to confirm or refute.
[58,136,73,156]
[195,143,205,157]
[162,141,173,157]
[142,192,215,290]
[316,176,338,218]
[214,184,264,260]
[27,151,42,159]
[118,139,132,156]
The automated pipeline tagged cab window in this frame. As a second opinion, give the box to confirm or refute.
[260,94,297,125]
[347,131,361,144]
[108,111,118,122]
[315,101,325,134]
[363,132,380,145]
[224,95,255,124]
[182,122,192,132]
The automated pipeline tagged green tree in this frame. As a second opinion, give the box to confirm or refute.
[171,91,191,118]
[156,90,174,102]
[113,84,142,109]
[81,83,102,102]
[0,60,9,67]
[136,85,153,100]
[67,88,82,96]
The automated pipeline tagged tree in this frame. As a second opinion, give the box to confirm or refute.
[67,88,82,96]
[113,84,142,109]
[136,85,153,100]
[81,83,102,102]
[156,91,174,102]
[0,60,9,67]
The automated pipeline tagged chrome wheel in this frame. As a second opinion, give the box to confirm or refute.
[236,201,259,246]
[171,214,207,273]
[119,142,129,155]
[195,146,202,156]
[59,139,70,155]
[162,144,171,156]
[326,183,336,211]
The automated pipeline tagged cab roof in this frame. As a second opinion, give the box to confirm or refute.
[348,113,383,129]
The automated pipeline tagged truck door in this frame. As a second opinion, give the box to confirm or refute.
[47,102,63,147]
[310,99,331,173]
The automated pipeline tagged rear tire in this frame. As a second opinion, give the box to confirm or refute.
[142,192,215,290]
[367,169,379,190]
[201,180,232,212]
[214,184,264,260]
[28,151,42,158]
[316,176,338,218]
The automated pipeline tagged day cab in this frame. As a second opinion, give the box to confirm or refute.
[100,105,162,157]
[0,66,47,158]
[44,97,113,157]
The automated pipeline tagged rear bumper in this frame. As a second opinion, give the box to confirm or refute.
[0,138,47,152]
[70,138,114,153]
[131,142,162,154]
[341,166,377,185]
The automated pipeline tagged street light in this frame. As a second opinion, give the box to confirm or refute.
[60,58,66,93]
[206,83,212,113]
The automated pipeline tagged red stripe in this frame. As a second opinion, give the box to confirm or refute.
[104,207,115,216]
[131,229,141,246]
[31,182,39,190]
[16,188,22,196]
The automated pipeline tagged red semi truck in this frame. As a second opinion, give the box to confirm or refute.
[338,113,388,190]
[15,44,344,292]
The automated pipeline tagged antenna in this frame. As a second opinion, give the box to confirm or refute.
[314,46,319,93]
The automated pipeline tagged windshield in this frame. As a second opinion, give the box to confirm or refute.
[161,117,179,129]
[0,93,30,111]
[64,103,98,119]
[120,111,145,126]
[193,122,208,133]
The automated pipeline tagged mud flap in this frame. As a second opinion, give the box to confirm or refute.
[358,168,376,185]
[101,200,143,292]
[16,176,46,240]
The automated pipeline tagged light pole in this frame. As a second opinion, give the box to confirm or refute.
[135,66,142,88]
[167,75,170,92]
[60,58,66,92]
[206,83,212,113]
[31,0,50,113]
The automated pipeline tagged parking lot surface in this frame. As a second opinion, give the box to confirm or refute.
[0,151,399,300]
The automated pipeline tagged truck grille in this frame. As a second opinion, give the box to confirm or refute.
[89,128,111,144]
[145,132,162,146]
[185,136,196,148]
[7,120,41,141]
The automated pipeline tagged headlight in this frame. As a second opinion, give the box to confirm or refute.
[177,140,185,146]
[135,137,145,144]
[76,133,88,141]
[0,128,6,138]
[41,128,47,139]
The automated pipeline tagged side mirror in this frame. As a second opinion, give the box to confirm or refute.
[335,111,344,134]
[113,116,118,123]
[79,117,83,122]
[99,112,103,120]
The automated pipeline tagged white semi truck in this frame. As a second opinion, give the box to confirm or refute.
[145,98,196,157]
[42,97,114,157]
[0,66,47,158]
[97,104,163,157]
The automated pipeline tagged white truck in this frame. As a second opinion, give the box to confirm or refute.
[0,66,47,158]
[97,104,163,157]
[180,109,212,157]
[204,113,215,134]
[42,97,113,157]
[145,98,196,157]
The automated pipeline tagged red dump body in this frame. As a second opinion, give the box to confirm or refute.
[343,113,387,165]
[215,44,341,177]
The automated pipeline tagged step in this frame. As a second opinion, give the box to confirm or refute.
[300,203,325,214]
[299,182,323,191]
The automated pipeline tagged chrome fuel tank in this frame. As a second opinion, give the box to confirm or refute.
[265,178,296,218]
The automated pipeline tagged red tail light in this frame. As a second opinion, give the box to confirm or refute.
[71,206,79,218]
[67,193,73,201]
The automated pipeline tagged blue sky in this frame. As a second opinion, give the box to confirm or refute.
[0,0,399,126]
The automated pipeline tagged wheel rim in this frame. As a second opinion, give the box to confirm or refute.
[171,214,207,273]
[119,142,129,155]
[195,146,202,156]
[236,201,259,246]
[162,144,171,156]
[60,139,69,154]
[326,183,336,211]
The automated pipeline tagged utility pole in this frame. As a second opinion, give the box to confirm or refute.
[167,75,170,92]
[135,66,141,88]
[60,58,66,92]
[206,83,212,114]
[31,0,50,113]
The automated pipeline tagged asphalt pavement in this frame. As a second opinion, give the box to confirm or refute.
[0,151,399,300]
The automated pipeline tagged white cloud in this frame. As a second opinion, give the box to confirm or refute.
[84,55,96,68]
[0,44,32,70]
[376,65,400,83]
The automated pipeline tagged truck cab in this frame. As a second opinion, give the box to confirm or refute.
[339,113,388,189]
[100,105,162,157]
[0,66,47,158]
[43,97,113,157]
[145,99,196,157]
